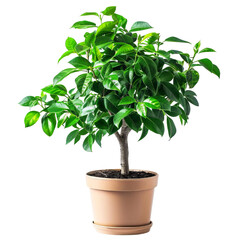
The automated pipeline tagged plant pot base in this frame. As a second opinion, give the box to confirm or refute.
[92,221,153,235]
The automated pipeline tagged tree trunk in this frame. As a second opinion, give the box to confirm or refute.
[114,120,131,176]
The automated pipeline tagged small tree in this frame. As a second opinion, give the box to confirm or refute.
[19,6,220,176]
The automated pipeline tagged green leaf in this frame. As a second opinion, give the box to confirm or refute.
[125,113,142,132]
[95,119,108,129]
[101,6,116,16]
[95,36,113,48]
[164,36,190,44]
[213,64,221,78]
[185,95,199,106]
[138,126,148,141]
[65,115,79,128]
[58,50,74,63]
[130,21,153,32]
[159,71,173,82]
[83,134,94,152]
[104,98,119,114]
[53,68,80,85]
[42,84,67,96]
[65,37,77,51]
[24,111,40,127]
[137,102,147,118]
[118,96,136,105]
[19,96,38,107]
[71,20,96,29]
[68,56,91,69]
[154,96,171,110]
[199,48,216,53]
[142,117,164,136]
[75,74,87,93]
[112,13,127,29]
[186,69,200,88]
[194,41,201,53]
[66,130,79,144]
[81,105,97,116]
[141,32,159,42]
[198,58,220,78]
[115,44,134,56]
[74,133,81,144]
[161,82,180,102]
[167,117,176,139]
[103,74,121,92]
[165,106,182,117]
[144,97,161,109]
[75,43,90,55]
[198,58,213,72]
[96,21,116,36]
[57,113,68,128]
[85,31,96,47]
[96,130,103,147]
[113,108,134,127]
[82,72,93,94]
[157,50,170,59]
[48,102,68,113]
[41,113,56,136]
[81,12,99,17]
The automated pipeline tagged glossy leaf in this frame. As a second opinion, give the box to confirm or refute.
[137,102,147,118]
[65,115,79,128]
[24,111,40,127]
[53,68,80,85]
[41,113,56,136]
[101,6,116,15]
[142,117,164,136]
[83,134,94,152]
[69,56,91,69]
[130,21,152,32]
[48,102,68,113]
[164,36,190,44]
[138,126,148,141]
[118,96,136,105]
[103,74,121,92]
[186,69,200,88]
[65,37,77,51]
[213,64,221,78]
[115,44,134,56]
[198,58,213,72]
[19,96,38,107]
[42,84,67,96]
[199,48,216,53]
[71,20,96,29]
[96,21,116,36]
[81,12,99,17]
[58,50,74,63]
[162,82,180,102]
[154,96,171,110]
[167,117,176,139]
[95,119,108,129]
[125,113,142,132]
[113,108,134,127]
[144,97,161,109]
[66,130,79,144]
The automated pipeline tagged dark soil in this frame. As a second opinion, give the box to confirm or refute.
[88,170,155,179]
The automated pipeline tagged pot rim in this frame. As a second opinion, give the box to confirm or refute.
[86,169,158,191]
[86,169,158,180]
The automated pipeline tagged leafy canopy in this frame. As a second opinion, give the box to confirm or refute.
[19,6,220,151]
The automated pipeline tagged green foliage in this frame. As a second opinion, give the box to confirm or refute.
[20,6,220,152]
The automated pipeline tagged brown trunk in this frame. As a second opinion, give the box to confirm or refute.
[114,120,131,176]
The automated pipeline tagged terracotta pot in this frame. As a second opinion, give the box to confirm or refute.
[86,169,158,235]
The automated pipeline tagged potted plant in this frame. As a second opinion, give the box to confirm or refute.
[19,6,220,235]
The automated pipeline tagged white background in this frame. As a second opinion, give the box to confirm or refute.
[0,0,239,239]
